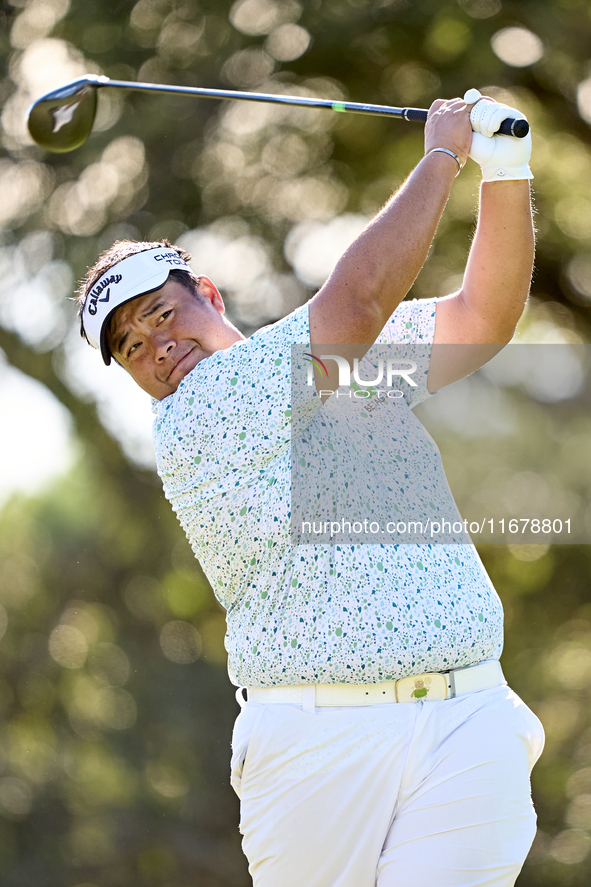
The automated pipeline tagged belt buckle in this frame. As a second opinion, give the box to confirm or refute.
[395,672,448,703]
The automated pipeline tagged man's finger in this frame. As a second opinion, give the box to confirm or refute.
[463,88,482,106]
[462,88,497,115]
[428,98,447,114]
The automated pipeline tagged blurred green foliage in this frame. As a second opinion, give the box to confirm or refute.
[1,0,591,884]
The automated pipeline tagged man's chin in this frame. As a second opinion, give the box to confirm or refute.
[144,350,206,399]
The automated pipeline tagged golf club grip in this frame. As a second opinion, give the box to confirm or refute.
[497,117,529,137]
[403,107,528,138]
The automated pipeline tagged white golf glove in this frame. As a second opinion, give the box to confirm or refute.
[467,94,533,182]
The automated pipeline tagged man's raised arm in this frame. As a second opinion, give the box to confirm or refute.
[308,97,473,351]
[427,96,535,392]
[426,179,534,392]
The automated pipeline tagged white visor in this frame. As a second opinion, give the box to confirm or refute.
[82,247,193,365]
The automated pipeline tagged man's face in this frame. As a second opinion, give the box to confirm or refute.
[107,276,243,399]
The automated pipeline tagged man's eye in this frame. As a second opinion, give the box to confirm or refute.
[160,310,172,321]
[127,342,141,358]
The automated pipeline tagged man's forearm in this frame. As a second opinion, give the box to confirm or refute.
[324,151,457,335]
[310,97,473,350]
[459,180,534,341]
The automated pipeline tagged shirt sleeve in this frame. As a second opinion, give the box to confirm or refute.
[374,297,438,409]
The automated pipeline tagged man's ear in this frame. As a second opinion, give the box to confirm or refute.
[195,276,225,314]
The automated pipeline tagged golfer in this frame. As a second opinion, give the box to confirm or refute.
[77,94,544,887]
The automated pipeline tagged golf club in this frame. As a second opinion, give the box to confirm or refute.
[27,74,530,153]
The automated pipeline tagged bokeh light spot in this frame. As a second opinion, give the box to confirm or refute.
[230,0,302,36]
[221,48,275,88]
[87,643,131,687]
[508,544,550,562]
[458,0,501,18]
[49,625,88,670]
[577,77,591,125]
[159,621,202,664]
[146,761,188,798]
[285,214,370,287]
[265,24,311,61]
[550,829,591,865]
[491,27,544,67]
[566,794,591,830]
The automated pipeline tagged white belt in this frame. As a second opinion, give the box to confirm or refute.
[242,660,504,712]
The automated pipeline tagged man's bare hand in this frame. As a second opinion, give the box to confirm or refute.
[425,98,473,166]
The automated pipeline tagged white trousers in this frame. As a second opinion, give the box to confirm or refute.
[230,683,545,887]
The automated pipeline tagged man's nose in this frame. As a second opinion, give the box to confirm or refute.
[153,333,176,361]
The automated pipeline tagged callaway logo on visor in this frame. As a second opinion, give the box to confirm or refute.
[86,274,122,316]
[82,248,192,365]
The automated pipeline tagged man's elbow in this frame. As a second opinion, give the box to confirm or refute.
[454,288,529,345]
[498,295,530,343]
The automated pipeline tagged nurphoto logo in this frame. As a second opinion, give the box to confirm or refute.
[304,352,417,398]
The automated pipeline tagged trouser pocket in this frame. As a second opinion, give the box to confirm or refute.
[230,701,266,799]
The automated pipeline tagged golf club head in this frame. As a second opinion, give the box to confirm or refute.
[27,76,107,152]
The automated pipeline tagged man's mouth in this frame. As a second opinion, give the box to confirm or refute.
[167,347,195,381]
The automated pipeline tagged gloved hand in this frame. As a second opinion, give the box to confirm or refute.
[465,92,533,182]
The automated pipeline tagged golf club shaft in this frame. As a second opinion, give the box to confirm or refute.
[88,76,428,122]
[89,77,529,135]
